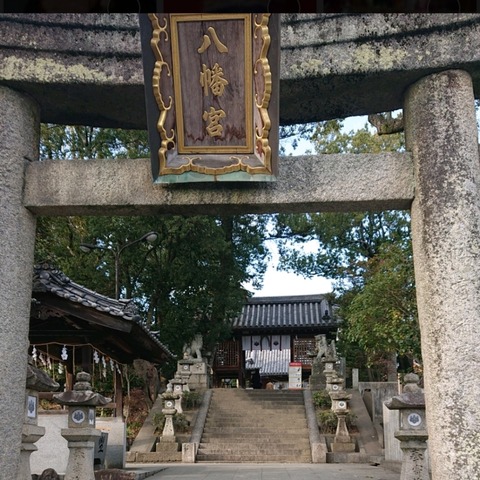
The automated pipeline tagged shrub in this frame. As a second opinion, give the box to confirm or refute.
[316,410,338,433]
[152,412,190,433]
[182,391,202,409]
[312,390,332,409]
[316,409,357,434]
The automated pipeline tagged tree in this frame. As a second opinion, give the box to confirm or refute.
[272,117,421,379]
[35,125,271,377]
[339,241,420,377]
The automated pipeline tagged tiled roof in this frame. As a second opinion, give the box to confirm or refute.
[232,294,339,331]
[33,264,138,321]
[32,263,174,360]
[245,349,290,376]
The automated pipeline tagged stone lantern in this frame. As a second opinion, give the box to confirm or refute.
[326,371,344,393]
[384,373,429,480]
[329,382,355,453]
[321,340,339,391]
[53,371,111,480]
[170,373,188,414]
[18,356,60,480]
[160,387,179,441]
[154,387,182,460]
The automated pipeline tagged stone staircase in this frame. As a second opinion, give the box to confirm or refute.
[196,389,312,463]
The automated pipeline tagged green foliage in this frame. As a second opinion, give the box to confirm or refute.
[316,410,356,434]
[152,412,190,433]
[312,389,356,435]
[182,391,202,410]
[275,210,411,288]
[310,118,404,154]
[39,124,149,160]
[312,390,332,409]
[341,241,420,364]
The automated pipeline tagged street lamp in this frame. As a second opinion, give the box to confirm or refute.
[80,231,158,299]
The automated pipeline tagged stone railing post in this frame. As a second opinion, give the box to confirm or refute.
[385,373,429,480]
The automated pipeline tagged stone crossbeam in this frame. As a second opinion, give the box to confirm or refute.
[1,14,480,128]
[23,153,413,216]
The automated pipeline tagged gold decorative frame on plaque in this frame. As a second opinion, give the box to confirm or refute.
[140,13,279,183]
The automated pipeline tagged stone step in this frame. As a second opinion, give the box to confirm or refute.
[204,419,307,434]
[204,417,307,425]
[199,439,309,452]
[195,453,312,463]
[197,388,311,463]
[210,399,305,404]
[201,427,309,434]
[201,430,308,436]
[213,393,304,401]
[210,402,305,408]
[202,427,307,434]
[214,394,304,398]
[211,403,304,408]
[208,404,305,410]
[201,437,310,451]
[206,409,305,417]
[198,446,310,455]
[207,411,305,417]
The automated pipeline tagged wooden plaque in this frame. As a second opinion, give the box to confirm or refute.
[140,13,279,183]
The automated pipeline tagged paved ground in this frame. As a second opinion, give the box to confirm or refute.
[127,463,401,480]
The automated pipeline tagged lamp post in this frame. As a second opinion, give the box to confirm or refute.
[80,231,158,299]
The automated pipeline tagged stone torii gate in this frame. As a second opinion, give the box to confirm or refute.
[1,13,480,479]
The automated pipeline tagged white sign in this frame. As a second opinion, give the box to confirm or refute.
[288,362,302,389]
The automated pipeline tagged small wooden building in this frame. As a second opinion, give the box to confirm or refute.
[213,294,340,388]
[29,264,174,416]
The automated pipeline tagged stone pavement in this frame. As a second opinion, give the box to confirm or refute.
[125,463,401,480]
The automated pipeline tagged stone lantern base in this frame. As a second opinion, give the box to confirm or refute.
[17,423,46,480]
[61,427,101,480]
[330,439,356,453]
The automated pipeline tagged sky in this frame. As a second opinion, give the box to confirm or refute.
[247,115,370,298]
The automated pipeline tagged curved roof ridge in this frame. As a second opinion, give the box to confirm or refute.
[32,263,175,359]
[247,294,329,304]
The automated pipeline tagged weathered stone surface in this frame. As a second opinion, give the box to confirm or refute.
[23,153,414,216]
[94,469,136,480]
[406,69,480,479]
[279,14,480,123]
[0,13,143,129]
[0,86,39,480]
[124,451,136,463]
[331,442,356,453]
[2,14,480,128]
[135,451,181,463]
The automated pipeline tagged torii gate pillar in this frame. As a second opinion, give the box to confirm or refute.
[0,86,39,478]
[405,70,480,479]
